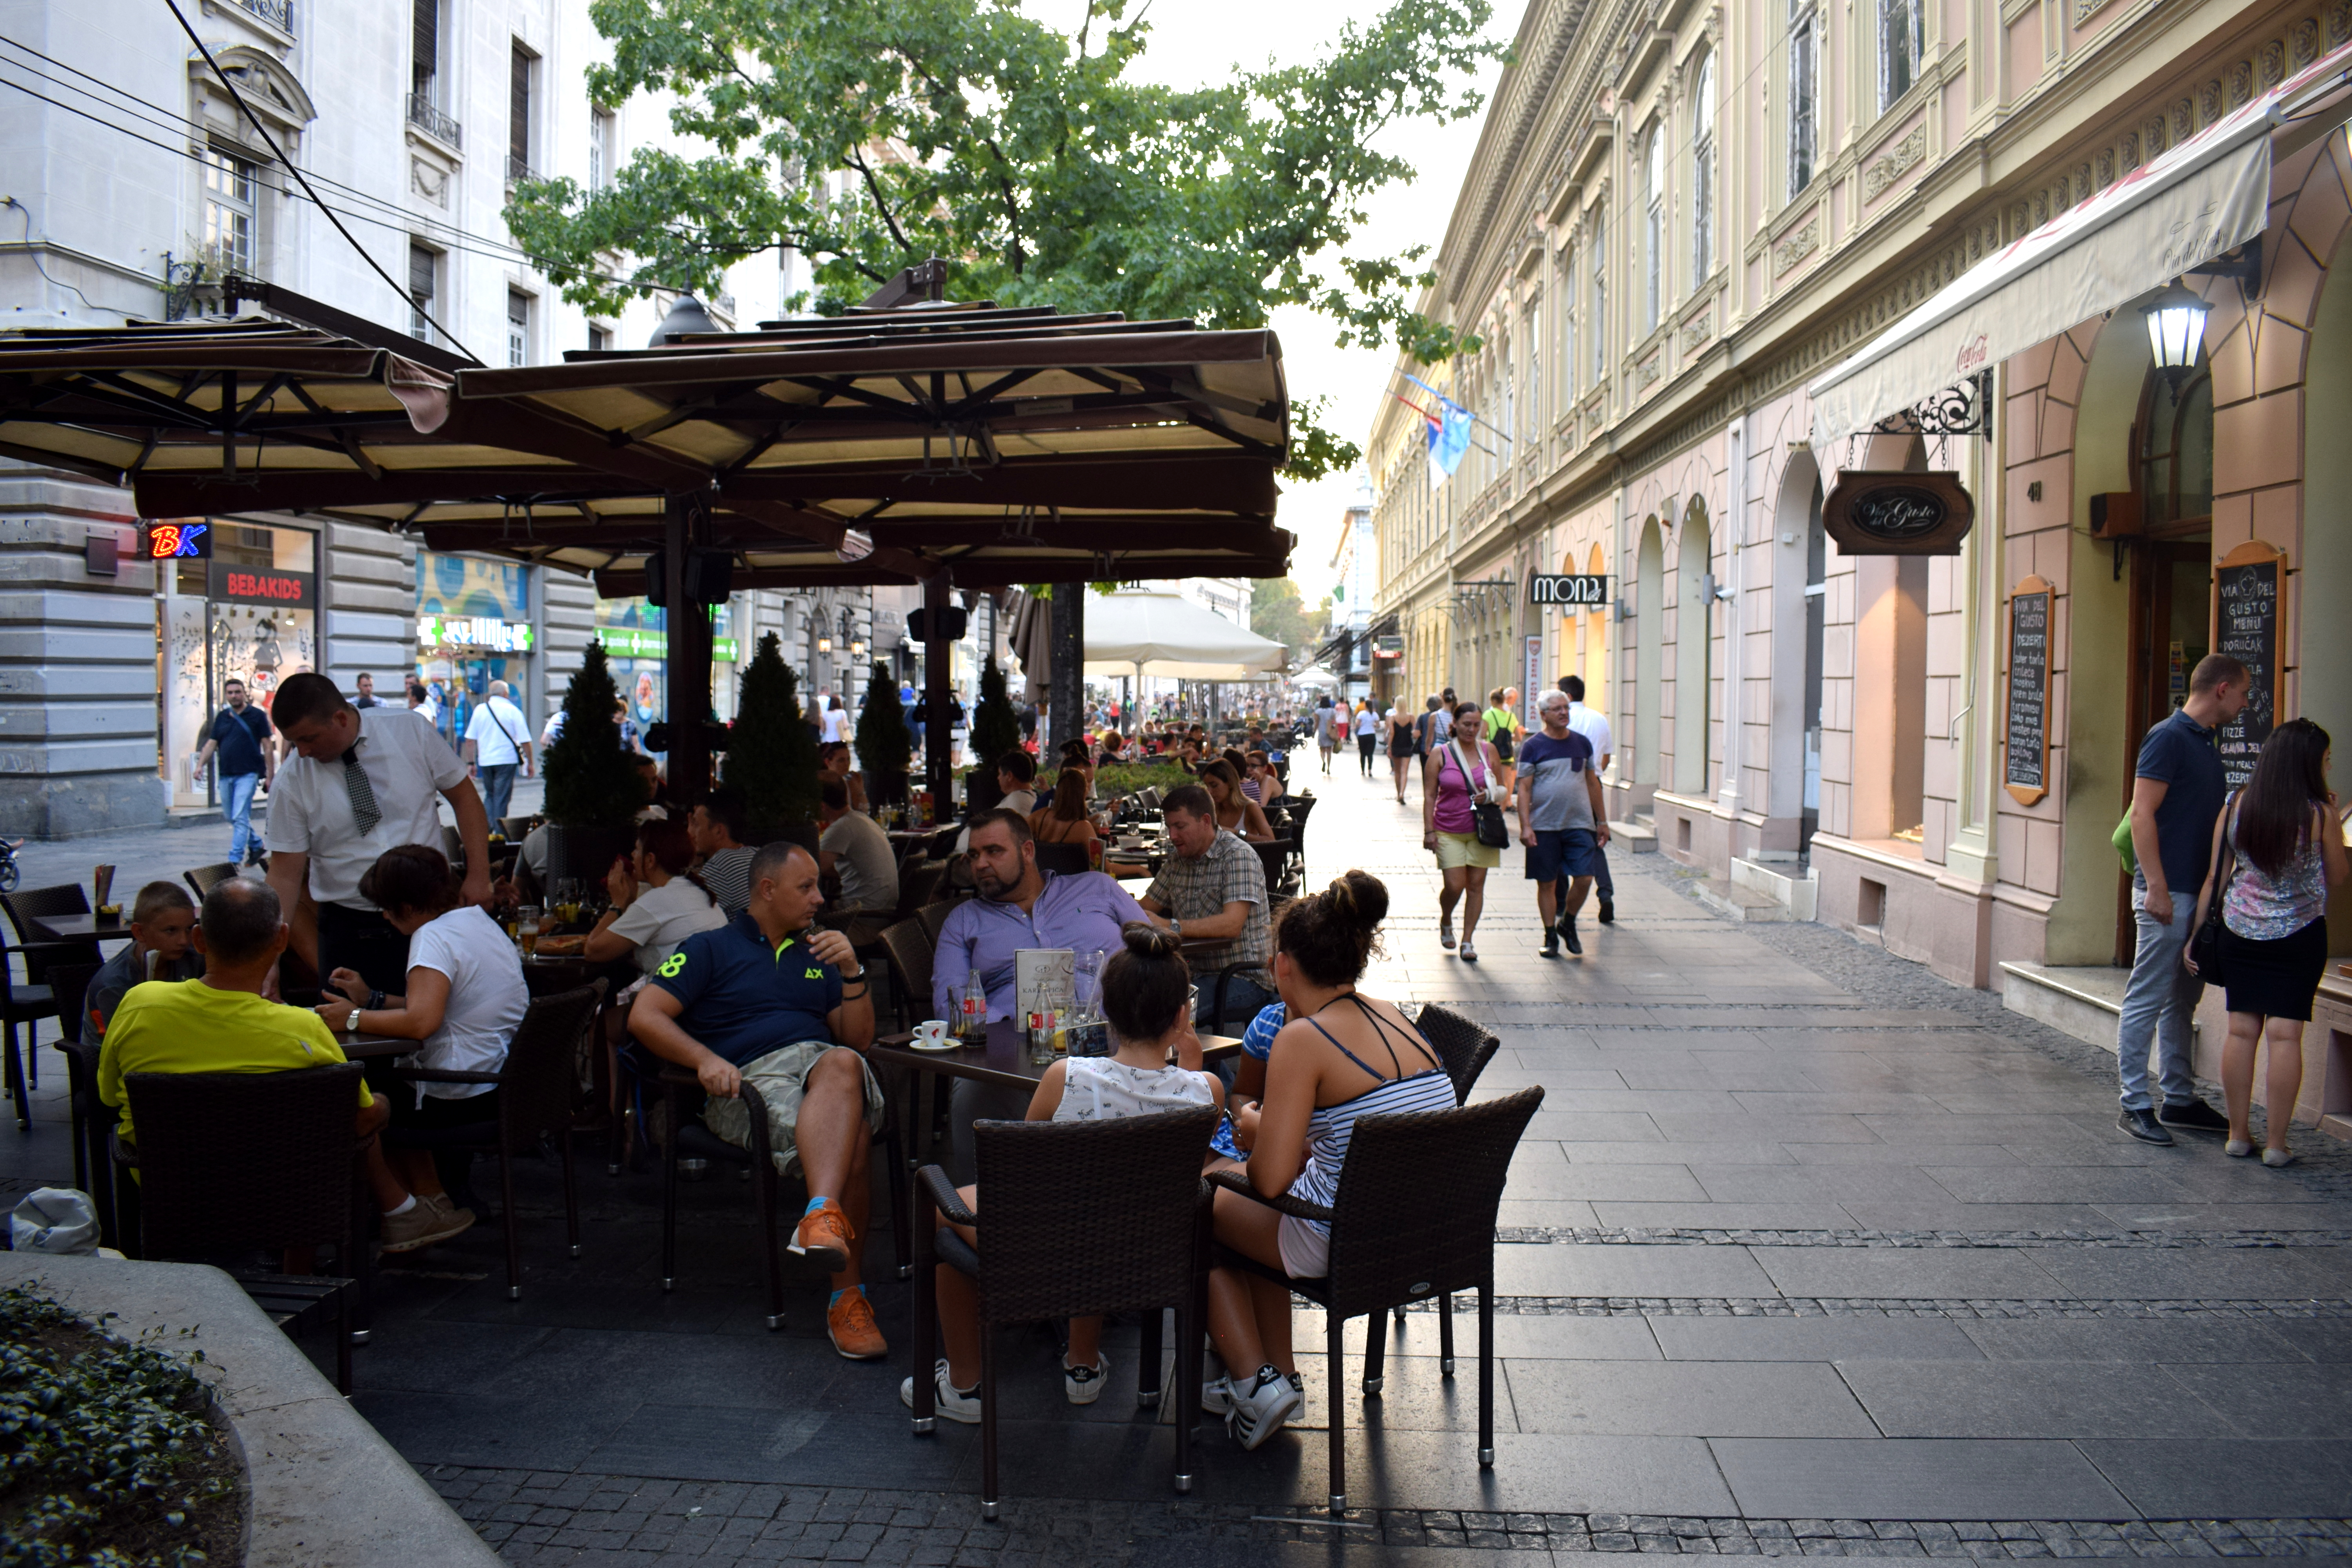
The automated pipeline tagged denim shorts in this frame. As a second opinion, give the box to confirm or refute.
[1525,827,1601,882]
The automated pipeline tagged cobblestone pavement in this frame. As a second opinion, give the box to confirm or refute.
[7,760,2350,1557]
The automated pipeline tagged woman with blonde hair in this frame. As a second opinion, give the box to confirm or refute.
[1198,758,1276,842]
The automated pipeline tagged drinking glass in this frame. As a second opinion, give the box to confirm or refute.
[519,905,543,957]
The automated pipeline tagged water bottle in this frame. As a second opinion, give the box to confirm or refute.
[960,972,988,1044]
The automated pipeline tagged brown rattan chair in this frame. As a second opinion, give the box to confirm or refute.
[1031,840,1091,877]
[1,884,99,1090]
[385,983,604,1300]
[183,862,243,903]
[1210,1085,1545,1515]
[1414,1003,1502,1104]
[878,917,936,1033]
[0,936,90,1128]
[116,1063,372,1392]
[911,1105,1218,1519]
[916,899,954,949]
[897,858,944,916]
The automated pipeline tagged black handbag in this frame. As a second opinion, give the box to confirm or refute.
[2185,795,2238,984]
[1454,740,1511,849]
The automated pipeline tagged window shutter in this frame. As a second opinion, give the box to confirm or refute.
[510,45,531,169]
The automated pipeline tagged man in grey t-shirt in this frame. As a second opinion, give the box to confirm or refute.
[817,779,898,940]
[1514,690,1610,958]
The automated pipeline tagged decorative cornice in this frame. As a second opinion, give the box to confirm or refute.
[1772,218,1820,278]
[1861,123,1929,202]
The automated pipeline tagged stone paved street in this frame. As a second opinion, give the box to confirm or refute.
[6,759,2350,1559]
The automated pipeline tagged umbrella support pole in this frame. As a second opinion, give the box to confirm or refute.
[923,572,953,813]
[664,494,713,799]
[1048,588,1085,756]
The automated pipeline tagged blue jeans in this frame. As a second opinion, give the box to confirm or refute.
[221,770,261,863]
[2116,878,2203,1110]
[1196,969,1276,1036]
[479,763,518,821]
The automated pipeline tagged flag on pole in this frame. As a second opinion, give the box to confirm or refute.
[1399,372,1474,479]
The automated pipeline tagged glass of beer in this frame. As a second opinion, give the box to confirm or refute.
[518,906,543,957]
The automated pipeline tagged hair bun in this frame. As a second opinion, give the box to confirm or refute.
[1326,869,1387,931]
[1122,921,1182,961]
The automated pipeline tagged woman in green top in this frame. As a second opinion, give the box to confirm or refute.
[1483,687,1521,793]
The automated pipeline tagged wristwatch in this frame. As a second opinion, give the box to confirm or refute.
[342,1007,359,1033]
[1169,918,1183,942]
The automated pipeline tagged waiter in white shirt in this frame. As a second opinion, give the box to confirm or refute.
[264,671,493,995]
[462,679,534,821]
[1559,673,1617,925]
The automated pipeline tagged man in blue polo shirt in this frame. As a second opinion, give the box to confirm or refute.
[629,840,887,1359]
[1515,689,1610,959]
[2116,653,2249,1145]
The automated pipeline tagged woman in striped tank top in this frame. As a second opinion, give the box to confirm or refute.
[1204,870,1456,1451]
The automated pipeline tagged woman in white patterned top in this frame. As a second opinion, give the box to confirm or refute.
[2187,720,2350,1165]
[901,923,1222,1425]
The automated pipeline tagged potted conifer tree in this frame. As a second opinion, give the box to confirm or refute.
[726,632,820,849]
[540,640,641,884]
[854,658,911,809]
[969,653,1022,780]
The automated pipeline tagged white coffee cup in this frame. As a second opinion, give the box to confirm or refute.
[913,1019,950,1048]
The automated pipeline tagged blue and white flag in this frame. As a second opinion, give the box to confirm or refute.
[1400,372,1474,479]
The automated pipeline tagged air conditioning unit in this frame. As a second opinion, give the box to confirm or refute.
[2088,492,2143,539]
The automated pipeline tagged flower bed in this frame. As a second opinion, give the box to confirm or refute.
[0,1285,243,1567]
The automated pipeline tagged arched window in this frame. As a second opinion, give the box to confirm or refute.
[2138,368,2214,528]
[1690,53,1717,281]
[1643,126,1665,332]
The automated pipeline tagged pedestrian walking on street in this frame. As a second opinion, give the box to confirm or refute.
[2183,719,2350,1166]
[1424,702,1505,963]
[352,672,382,709]
[1484,686,1520,795]
[1354,699,1379,778]
[1517,690,1610,957]
[1386,701,1416,802]
[2114,653,2248,1144]
[263,671,493,997]
[1561,675,1618,923]
[461,680,533,822]
[1316,696,1337,775]
[192,677,274,867]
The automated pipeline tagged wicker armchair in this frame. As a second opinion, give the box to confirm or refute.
[635,1057,909,1329]
[116,1064,372,1392]
[384,984,604,1300]
[41,959,99,1188]
[877,918,936,1033]
[1414,1003,1501,1105]
[910,1105,1218,1519]
[1,884,100,1092]
[916,899,955,949]
[1,936,91,1128]
[183,862,243,903]
[1031,840,1090,877]
[1210,1085,1544,1515]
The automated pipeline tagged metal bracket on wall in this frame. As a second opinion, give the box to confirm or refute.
[1871,368,1994,442]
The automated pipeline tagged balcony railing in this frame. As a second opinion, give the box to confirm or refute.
[504,153,537,185]
[230,0,294,31]
[406,93,461,149]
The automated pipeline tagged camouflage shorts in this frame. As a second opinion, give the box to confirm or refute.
[700,1040,887,1179]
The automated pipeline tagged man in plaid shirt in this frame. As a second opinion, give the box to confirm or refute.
[1139,783,1275,1031]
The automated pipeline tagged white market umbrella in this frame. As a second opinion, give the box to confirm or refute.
[1289,666,1340,690]
[1081,590,1288,681]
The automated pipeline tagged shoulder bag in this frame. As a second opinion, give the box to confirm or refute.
[1452,740,1511,849]
[2184,794,2239,985]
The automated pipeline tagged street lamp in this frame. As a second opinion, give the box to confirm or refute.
[2142,284,2209,387]
[817,631,833,653]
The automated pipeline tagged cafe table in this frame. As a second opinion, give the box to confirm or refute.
[28,913,137,944]
[869,1018,1242,1193]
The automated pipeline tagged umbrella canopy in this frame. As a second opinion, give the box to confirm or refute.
[1005,588,1056,695]
[1289,666,1340,689]
[1082,590,1287,681]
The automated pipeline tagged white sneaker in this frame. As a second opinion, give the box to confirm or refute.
[1064,1355,1109,1406]
[1288,1370,1307,1414]
[1227,1365,1304,1450]
[1203,1372,1237,1414]
[898,1360,981,1425]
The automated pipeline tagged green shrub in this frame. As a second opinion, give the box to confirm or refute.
[969,655,1022,766]
[1092,761,1192,798]
[727,633,820,832]
[853,659,911,802]
[541,641,641,827]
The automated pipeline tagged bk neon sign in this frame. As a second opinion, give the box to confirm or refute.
[139,520,211,559]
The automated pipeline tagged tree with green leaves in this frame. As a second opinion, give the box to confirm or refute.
[969,654,1022,766]
[1249,577,1328,669]
[727,633,821,832]
[506,0,1503,479]
[854,658,913,803]
[541,641,641,827]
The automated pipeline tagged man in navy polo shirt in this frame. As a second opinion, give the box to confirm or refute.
[191,677,274,866]
[629,840,887,1359]
[2116,653,2249,1145]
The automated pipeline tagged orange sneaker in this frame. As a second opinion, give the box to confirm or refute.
[827,1287,887,1360]
[790,1198,855,1275]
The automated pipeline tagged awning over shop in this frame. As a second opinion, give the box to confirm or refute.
[1081,590,1288,681]
[1808,38,2352,451]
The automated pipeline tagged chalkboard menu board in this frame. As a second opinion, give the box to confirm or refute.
[2213,540,2286,789]
[2004,575,2052,806]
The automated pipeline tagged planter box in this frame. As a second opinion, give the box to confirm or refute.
[0,1253,498,1568]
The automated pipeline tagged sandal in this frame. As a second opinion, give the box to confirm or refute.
[1439,915,1455,949]
[1459,940,1477,964]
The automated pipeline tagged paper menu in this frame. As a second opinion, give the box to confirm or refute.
[1014,949,1074,1020]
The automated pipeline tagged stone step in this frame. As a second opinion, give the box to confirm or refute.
[1731,856,1817,920]
[1609,818,1657,853]
[1998,960,2200,1054]
[1693,874,1793,922]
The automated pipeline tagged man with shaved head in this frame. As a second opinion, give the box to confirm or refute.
[628,840,887,1359]
[461,679,533,821]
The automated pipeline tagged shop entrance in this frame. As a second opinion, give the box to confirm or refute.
[2112,364,2213,964]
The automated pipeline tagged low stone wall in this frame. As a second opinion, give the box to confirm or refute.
[0,1253,499,1568]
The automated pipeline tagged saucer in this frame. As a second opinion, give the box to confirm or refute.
[908,1038,962,1053]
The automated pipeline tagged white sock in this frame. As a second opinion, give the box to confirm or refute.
[384,1195,417,1218]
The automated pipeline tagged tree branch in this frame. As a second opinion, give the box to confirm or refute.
[842,149,914,256]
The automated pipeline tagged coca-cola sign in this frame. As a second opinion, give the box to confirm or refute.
[1821,470,1975,556]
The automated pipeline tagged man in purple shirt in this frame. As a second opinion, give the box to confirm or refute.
[930,809,1144,1179]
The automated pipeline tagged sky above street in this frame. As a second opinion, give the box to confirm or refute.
[1038,0,1520,609]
